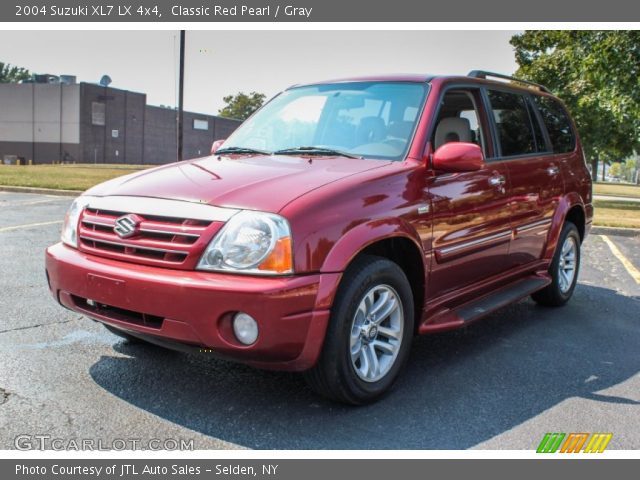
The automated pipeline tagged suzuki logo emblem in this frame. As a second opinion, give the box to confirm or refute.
[113,214,141,238]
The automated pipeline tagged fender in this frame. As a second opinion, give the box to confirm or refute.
[321,217,425,273]
[543,193,585,261]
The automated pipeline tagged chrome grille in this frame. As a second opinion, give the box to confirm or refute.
[77,204,224,269]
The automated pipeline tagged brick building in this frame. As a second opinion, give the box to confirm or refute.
[0,82,242,165]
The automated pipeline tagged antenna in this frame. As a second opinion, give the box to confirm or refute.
[99,75,112,87]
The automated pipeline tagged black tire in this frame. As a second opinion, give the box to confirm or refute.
[304,255,414,405]
[531,221,581,307]
[103,323,144,344]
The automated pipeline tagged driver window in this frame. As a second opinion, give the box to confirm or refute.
[432,90,487,156]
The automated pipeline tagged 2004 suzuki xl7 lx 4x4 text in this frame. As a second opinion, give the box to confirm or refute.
[46,71,593,404]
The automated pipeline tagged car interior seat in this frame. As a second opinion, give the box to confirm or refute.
[356,116,387,145]
[434,117,472,149]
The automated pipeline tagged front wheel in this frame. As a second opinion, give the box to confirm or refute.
[304,255,414,405]
[532,221,581,307]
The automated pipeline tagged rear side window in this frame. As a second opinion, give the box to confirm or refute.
[487,90,538,157]
[527,100,549,152]
[533,96,575,153]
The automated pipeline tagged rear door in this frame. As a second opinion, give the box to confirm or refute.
[486,89,564,268]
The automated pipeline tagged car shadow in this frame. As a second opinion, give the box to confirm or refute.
[89,284,640,449]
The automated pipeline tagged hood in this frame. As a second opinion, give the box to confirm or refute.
[85,154,390,212]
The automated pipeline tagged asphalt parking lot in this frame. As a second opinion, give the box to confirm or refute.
[1,191,639,450]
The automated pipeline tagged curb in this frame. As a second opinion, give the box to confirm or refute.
[591,226,640,238]
[0,186,81,197]
[593,194,640,202]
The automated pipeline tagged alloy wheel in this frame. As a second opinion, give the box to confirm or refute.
[349,284,404,383]
[558,235,577,293]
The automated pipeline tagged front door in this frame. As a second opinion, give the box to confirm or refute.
[425,88,513,301]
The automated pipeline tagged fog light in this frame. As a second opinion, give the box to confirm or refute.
[232,312,258,345]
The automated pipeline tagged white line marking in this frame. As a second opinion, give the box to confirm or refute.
[0,199,67,207]
[600,235,640,285]
[0,220,63,233]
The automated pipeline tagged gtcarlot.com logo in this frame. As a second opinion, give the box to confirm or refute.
[536,432,613,453]
[14,435,194,451]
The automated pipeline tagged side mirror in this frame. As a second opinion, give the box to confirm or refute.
[432,142,484,172]
[211,139,226,154]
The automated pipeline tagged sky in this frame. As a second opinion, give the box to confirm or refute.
[0,30,520,115]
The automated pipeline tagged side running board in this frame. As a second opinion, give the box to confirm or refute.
[420,275,551,334]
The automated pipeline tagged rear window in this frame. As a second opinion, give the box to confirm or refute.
[533,96,576,153]
[487,90,538,157]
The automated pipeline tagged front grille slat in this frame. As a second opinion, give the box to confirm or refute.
[77,206,223,269]
[79,230,193,252]
[139,227,200,239]
[82,217,114,228]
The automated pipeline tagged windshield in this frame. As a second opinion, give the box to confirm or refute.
[221,81,428,161]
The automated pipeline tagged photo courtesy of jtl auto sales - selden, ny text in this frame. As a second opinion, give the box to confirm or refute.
[0,1,639,479]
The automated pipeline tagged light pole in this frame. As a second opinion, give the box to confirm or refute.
[177,30,185,161]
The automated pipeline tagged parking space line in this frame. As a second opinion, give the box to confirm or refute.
[0,198,67,207]
[600,235,640,284]
[0,220,63,233]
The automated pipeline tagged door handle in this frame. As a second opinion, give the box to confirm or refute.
[488,175,505,187]
[547,165,559,176]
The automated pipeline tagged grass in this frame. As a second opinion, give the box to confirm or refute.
[593,182,640,199]
[0,164,148,191]
[593,199,640,228]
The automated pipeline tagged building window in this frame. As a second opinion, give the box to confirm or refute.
[92,102,106,126]
[193,119,209,131]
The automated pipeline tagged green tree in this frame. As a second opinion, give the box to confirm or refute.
[0,61,31,83]
[218,91,266,120]
[622,157,639,183]
[609,162,622,178]
[510,31,640,181]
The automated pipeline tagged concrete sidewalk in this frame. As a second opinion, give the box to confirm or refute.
[594,194,640,202]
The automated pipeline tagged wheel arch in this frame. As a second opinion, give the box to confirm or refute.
[320,219,426,329]
[565,204,586,242]
[545,194,587,260]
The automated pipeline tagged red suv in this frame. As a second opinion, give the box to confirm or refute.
[46,71,593,404]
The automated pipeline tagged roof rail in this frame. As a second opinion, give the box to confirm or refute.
[467,70,551,94]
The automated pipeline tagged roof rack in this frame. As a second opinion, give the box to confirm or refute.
[467,70,551,94]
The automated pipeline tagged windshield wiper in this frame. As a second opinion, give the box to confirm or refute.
[215,146,271,155]
[273,146,363,159]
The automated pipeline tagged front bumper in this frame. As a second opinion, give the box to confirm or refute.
[45,242,340,371]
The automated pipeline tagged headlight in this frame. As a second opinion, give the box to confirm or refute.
[197,210,293,275]
[61,196,92,248]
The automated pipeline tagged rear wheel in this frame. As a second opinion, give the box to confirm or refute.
[531,221,581,307]
[304,255,414,404]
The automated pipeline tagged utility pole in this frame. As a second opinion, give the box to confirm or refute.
[177,30,185,161]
